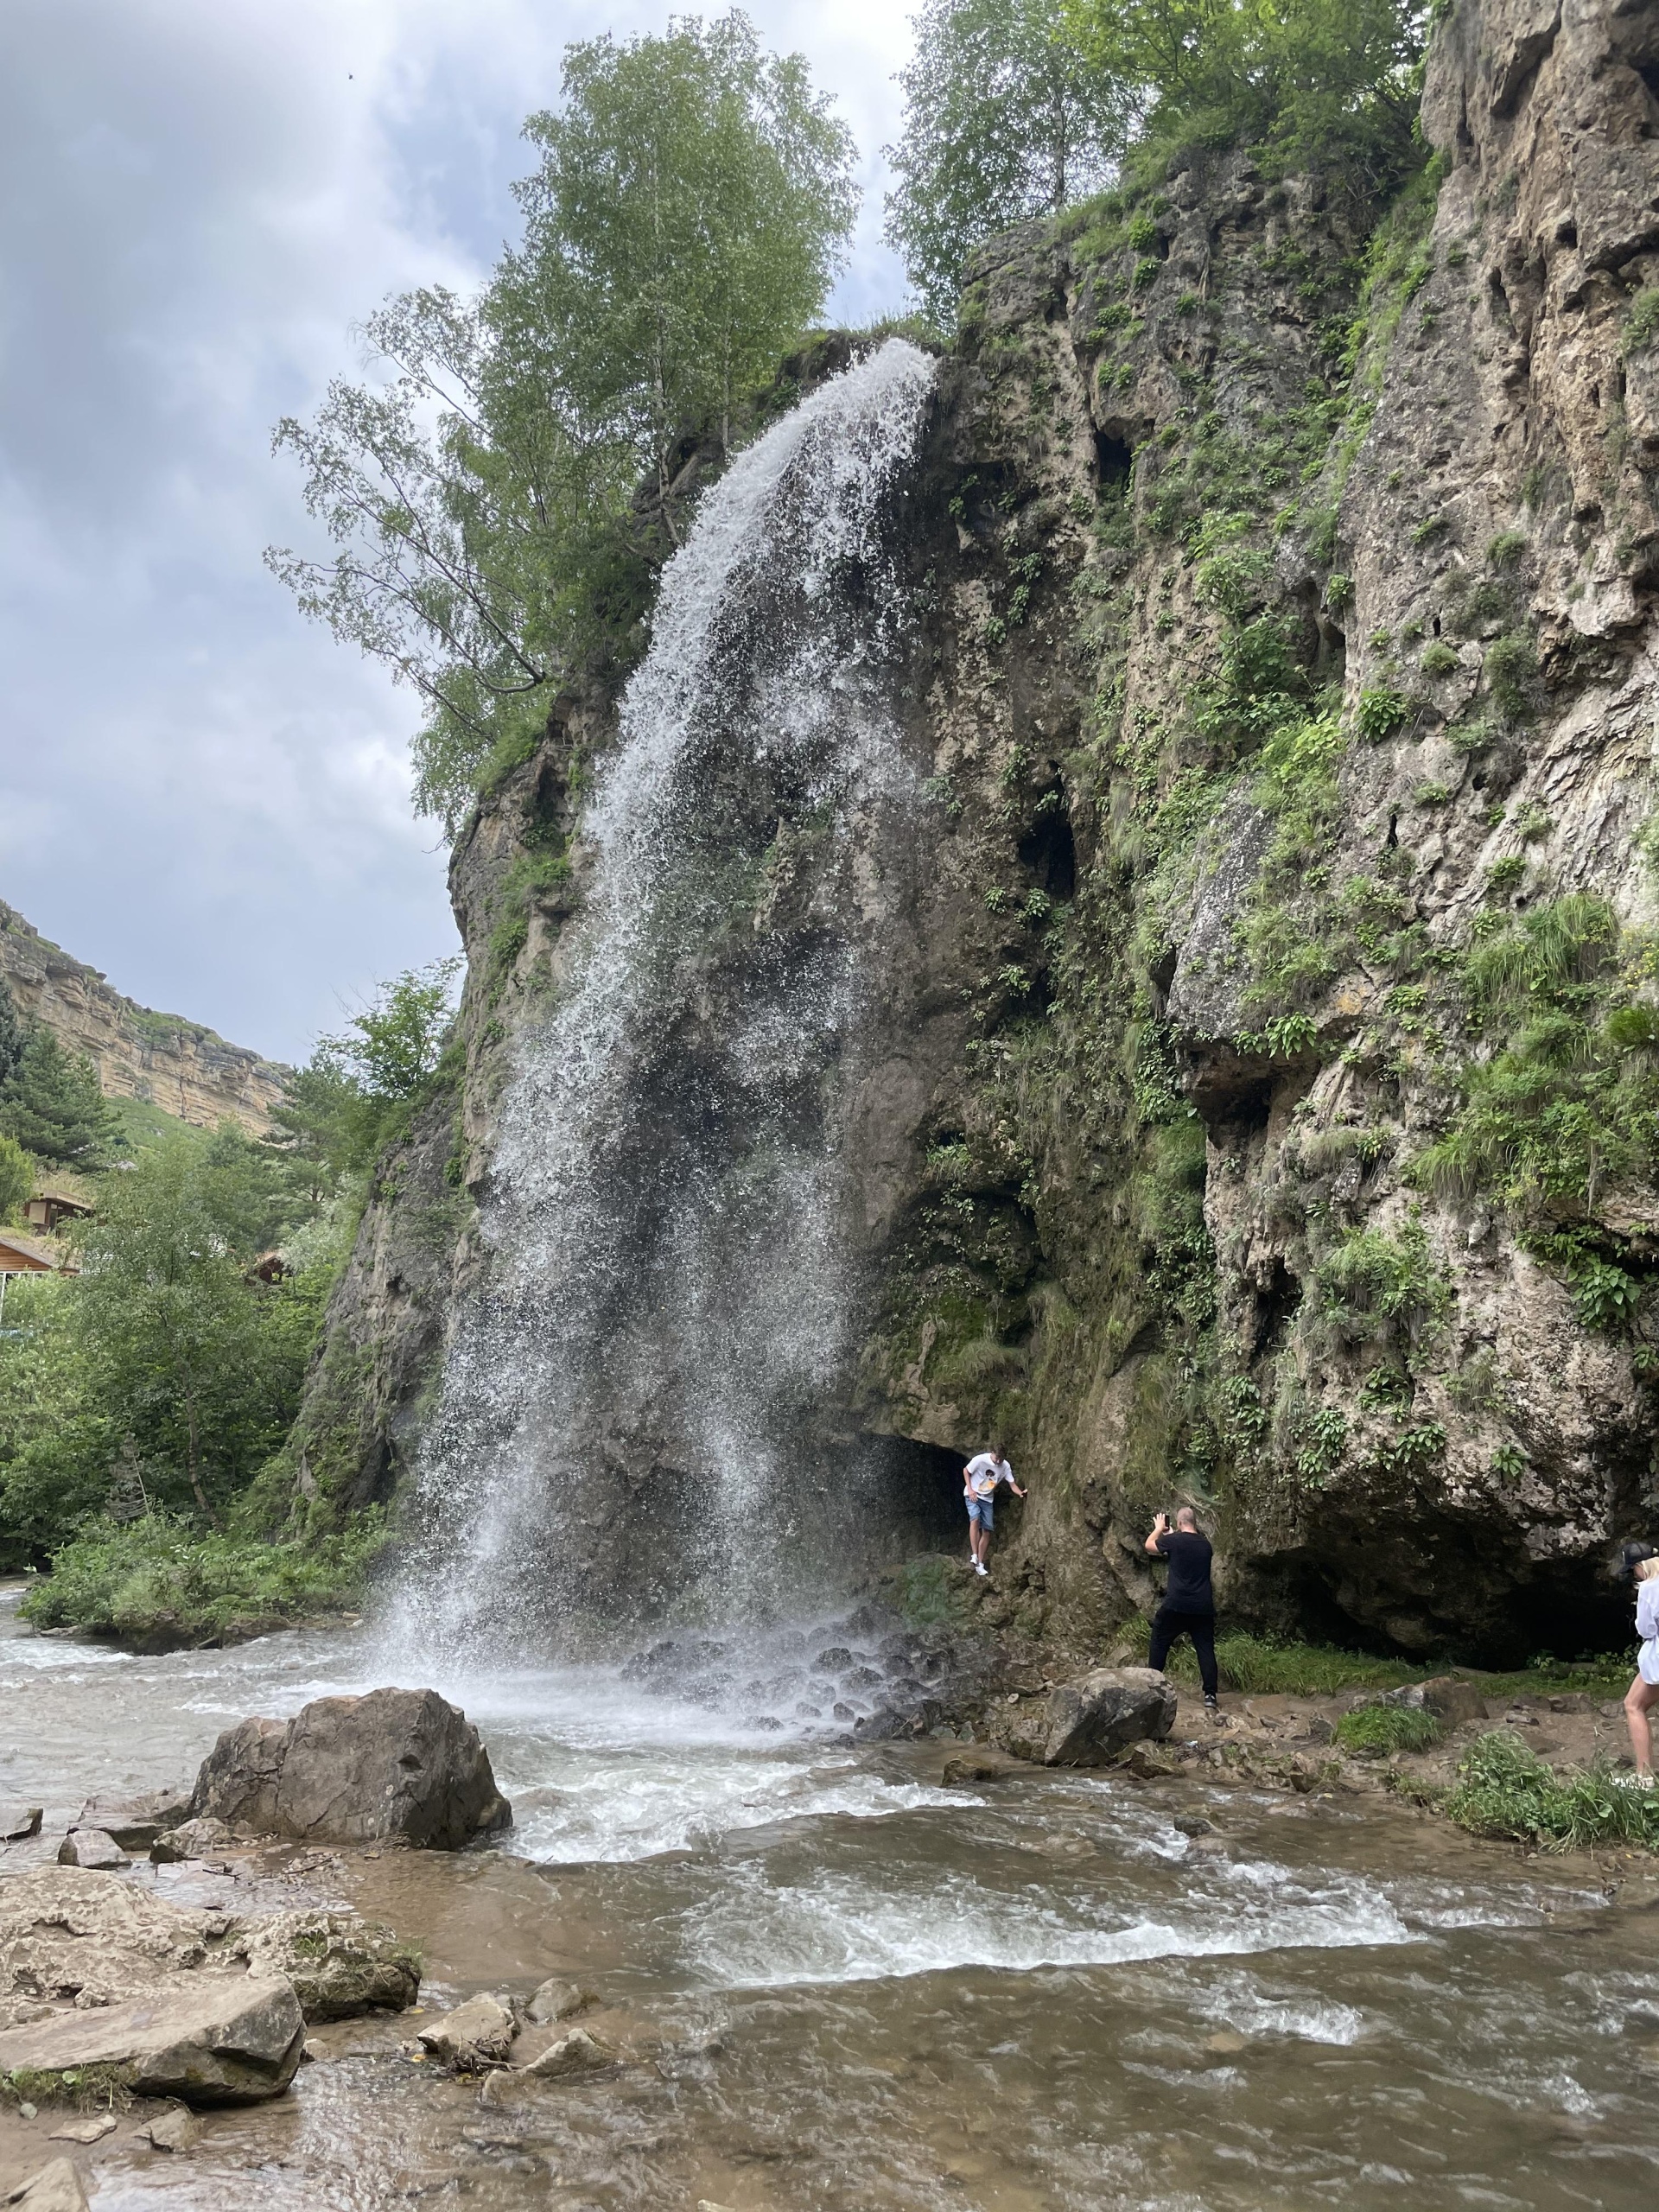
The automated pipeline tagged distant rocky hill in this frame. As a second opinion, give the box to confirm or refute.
[0,901,289,1134]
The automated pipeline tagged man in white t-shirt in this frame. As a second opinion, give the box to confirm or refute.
[963,1445,1026,1577]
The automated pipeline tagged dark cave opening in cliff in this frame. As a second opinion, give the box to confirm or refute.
[1093,430,1133,490]
[864,1433,973,1554]
[1019,801,1077,899]
[1258,1546,1637,1670]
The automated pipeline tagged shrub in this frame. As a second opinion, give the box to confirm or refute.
[1623,286,1659,359]
[1335,1705,1441,1756]
[1445,1730,1659,1851]
[1313,1217,1448,1347]
[1420,640,1459,677]
[1410,513,1448,547]
[1486,529,1527,569]
[1484,631,1538,719]
[1325,571,1354,613]
[22,1515,388,1641]
[1355,686,1411,743]
[1484,855,1526,898]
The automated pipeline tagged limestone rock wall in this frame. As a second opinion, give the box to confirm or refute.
[0,901,288,1133]
[303,0,1659,1664]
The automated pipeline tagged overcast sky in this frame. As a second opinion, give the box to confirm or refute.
[0,0,915,1065]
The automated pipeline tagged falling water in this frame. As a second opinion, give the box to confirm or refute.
[393,340,938,1662]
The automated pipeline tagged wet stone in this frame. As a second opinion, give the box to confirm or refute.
[418,1994,518,2069]
[518,2026,613,2080]
[0,1807,41,1842]
[4,2159,89,2211]
[56,1828,130,1871]
[526,1979,597,2025]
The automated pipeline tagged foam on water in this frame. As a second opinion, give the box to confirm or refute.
[684,1855,1420,1990]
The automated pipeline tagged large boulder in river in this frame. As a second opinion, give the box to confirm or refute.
[992,1667,1177,1766]
[188,1688,512,1849]
[0,1974,302,2103]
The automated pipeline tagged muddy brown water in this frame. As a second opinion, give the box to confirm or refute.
[2,1585,1657,2209]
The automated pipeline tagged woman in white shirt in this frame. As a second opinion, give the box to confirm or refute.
[1624,1554,1659,1784]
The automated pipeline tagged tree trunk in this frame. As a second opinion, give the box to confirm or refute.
[183,1388,221,1529]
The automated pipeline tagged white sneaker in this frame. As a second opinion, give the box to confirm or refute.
[974,1560,988,1578]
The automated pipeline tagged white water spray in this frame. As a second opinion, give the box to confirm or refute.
[392,340,937,1662]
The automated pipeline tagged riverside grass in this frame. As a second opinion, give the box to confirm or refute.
[1445,1730,1659,1853]
[21,1515,387,1643]
[1143,1626,1630,1700]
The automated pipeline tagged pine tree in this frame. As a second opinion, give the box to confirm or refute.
[0,1028,119,1168]
[0,980,25,1093]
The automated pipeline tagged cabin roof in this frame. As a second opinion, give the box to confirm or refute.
[0,1231,73,1273]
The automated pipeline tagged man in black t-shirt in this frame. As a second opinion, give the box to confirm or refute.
[1144,1506,1219,1709]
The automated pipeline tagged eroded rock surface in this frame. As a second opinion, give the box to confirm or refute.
[0,1975,303,2103]
[188,1688,512,1848]
[227,1910,420,2021]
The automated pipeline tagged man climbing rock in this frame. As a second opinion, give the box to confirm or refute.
[1144,1506,1219,1712]
[963,1445,1025,1578]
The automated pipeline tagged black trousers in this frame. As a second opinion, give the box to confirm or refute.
[1148,1605,1217,1698]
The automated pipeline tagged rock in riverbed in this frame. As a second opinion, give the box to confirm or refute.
[54,1829,128,1871]
[519,2025,613,2079]
[188,1688,512,1848]
[5,2158,89,2210]
[0,1868,214,2025]
[991,1667,1177,1766]
[69,1788,188,1853]
[0,1867,416,2105]
[0,1973,303,2103]
[417,1993,518,2069]
[228,1910,421,2021]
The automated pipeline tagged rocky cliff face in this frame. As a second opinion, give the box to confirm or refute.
[0,902,288,1134]
[302,0,1659,1664]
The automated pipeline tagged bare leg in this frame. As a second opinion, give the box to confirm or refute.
[1624,1675,1659,1774]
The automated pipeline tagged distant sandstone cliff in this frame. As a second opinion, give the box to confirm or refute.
[0,901,289,1134]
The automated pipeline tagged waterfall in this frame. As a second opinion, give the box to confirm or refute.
[393,340,938,1662]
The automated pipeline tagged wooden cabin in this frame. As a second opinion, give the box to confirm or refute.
[22,1192,92,1235]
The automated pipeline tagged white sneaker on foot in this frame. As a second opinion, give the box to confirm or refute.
[974,1560,988,1577]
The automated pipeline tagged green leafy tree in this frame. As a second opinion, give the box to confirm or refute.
[0,1135,32,1225]
[67,1138,321,1527]
[268,958,462,1181]
[0,1274,109,1568]
[0,1027,120,1168]
[505,15,859,483]
[1060,0,1427,187]
[269,11,859,835]
[884,0,1126,327]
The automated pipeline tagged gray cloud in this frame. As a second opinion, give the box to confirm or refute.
[0,0,912,1063]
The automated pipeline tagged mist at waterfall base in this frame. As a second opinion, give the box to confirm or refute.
[388,340,944,1669]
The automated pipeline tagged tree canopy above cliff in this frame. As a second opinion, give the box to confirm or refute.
[269,11,859,836]
[887,0,1430,324]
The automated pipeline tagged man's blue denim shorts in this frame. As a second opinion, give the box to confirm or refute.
[967,1496,994,1529]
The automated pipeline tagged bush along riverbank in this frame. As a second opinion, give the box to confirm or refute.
[17,1515,388,1651]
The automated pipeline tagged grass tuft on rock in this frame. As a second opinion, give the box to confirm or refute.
[1335,1705,1440,1756]
[1445,1730,1659,1852]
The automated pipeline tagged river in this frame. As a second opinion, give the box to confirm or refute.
[3,1586,1658,2209]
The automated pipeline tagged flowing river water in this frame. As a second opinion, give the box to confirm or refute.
[5,1587,1659,2210]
